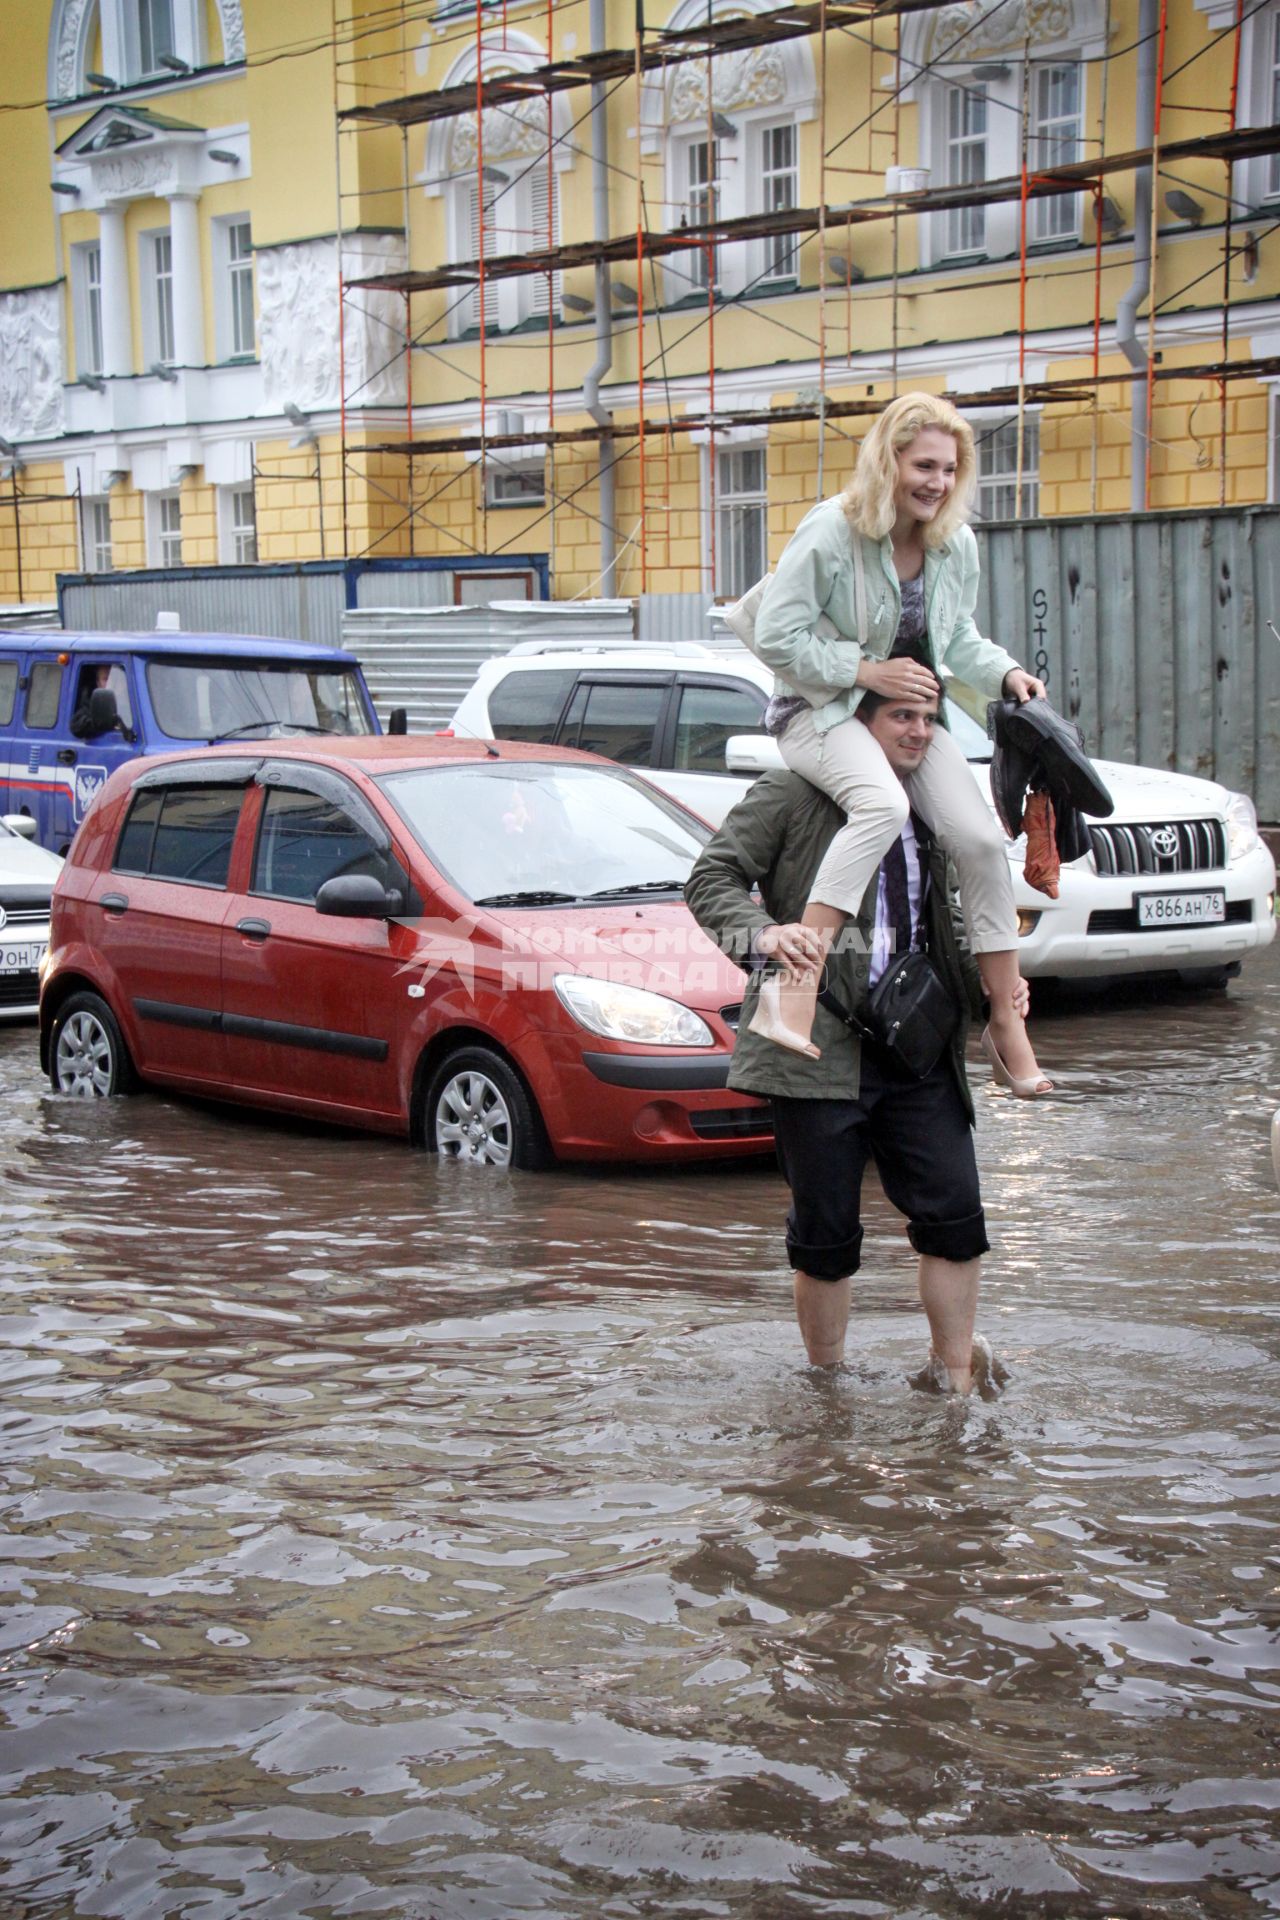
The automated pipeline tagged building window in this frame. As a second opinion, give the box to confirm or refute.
[1030,64,1082,242]
[136,0,176,76]
[714,445,767,598]
[85,497,113,571]
[974,415,1040,520]
[151,491,183,567]
[1269,12,1280,200]
[142,229,175,365]
[451,164,560,336]
[759,123,798,285]
[484,460,546,508]
[227,220,255,357]
[72,243,104,377]
[944,84,988,257]
[226,484,257,562]
[685,138,721,294]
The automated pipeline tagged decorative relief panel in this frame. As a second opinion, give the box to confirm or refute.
[0,287,66,442]
[447,94,550,171]
[668,45,787,121]
[52,0,94,97]
[93,149,178,201]
[216,0,246,62]
[258,236,407,411]
[918,0,1094,64]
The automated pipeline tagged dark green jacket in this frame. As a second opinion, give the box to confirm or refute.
[684,771,984,1116]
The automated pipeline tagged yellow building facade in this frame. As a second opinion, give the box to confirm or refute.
[0,0,1277,607]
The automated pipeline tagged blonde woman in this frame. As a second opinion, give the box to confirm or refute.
[746,392,1050,1095]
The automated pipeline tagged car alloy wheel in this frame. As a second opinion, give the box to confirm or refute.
[51,992,136,1099]
[426,1047,550,1171]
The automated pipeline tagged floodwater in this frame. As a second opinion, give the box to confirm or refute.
[2,949,1279,1920]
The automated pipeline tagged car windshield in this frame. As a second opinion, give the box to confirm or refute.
[944,687,993,762]
[378,762,711,905]
[146,660,371,742]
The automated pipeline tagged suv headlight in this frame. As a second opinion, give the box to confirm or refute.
[554,973,714,1047]
[1225,791,1262,863]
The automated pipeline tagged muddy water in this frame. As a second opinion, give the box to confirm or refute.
[2,950,1279,1919]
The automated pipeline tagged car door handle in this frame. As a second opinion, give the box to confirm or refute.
[236,917,271,942]
[100,892,129,915]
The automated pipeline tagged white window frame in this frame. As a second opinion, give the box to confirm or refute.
[70,241,104,377]
[483,459,546,509]
[923,63,1083,266]
[218,482,257,562]
[972,411,1041,522]
[83,496,113,571]
[706,440,768,598]
[758,120,800,288]
[140,227,175,366]
[447,158,561,338]
[148,490,184,567]
[212,215,255,361]
[83,0,210,87]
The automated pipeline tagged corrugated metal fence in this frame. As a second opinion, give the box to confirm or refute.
[975,506,1280,822]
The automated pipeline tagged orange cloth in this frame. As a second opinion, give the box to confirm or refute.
[1022,789,1060,898]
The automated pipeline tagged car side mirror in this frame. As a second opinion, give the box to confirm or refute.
[315,873,396,918]
[387,707,408,736]
[725,733,785,775]
[3,813,36,840]
[86,687,120,736]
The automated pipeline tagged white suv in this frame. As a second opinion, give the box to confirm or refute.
[450,641,1276,986]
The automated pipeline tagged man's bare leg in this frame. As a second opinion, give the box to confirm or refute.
[793,1270,851,1367]
[916,1255,981,1393]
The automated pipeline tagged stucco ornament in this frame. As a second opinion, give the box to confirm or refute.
[94,149,178,200]
[0,287,66,442]
[669,45,786,121]
[447,92,550,171]
[258,236,406,411]
[215,0,245,62]
[922,0,1075,63]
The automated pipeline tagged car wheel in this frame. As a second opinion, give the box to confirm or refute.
[425,1047,551,1171]
[50,991,138,1098]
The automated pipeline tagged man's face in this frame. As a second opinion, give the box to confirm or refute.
[863,693,939,777]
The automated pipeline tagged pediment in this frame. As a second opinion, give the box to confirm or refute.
[56,104,204,159]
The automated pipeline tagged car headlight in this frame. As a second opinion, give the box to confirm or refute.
[553,973,714,1047]
[1225,791,1263,863]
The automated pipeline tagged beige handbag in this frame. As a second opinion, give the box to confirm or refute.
[722,531,868,708]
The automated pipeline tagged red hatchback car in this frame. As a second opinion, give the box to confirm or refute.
[40,738,773,1168]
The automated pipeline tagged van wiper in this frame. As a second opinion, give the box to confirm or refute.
[585,879,685,899]
[472,888,582,907]
[209,721,333,742]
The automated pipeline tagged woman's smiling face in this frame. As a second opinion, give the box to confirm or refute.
[893,427,959,532]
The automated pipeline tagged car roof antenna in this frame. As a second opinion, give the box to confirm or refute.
[485,742,500,757]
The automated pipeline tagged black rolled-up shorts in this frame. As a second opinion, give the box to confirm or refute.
[770,1049,989,1282]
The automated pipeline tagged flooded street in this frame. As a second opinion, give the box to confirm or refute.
[2,950,1278,1920]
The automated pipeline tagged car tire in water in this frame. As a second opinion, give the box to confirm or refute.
[50,991,138,1099]
[424,1047,551,1171]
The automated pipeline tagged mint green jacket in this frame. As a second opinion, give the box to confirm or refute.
[754,496,1020,733]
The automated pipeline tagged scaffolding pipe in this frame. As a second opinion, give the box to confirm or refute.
[583,0,617,595]
[1115,0,1158,512]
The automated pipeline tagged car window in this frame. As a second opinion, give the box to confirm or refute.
[24,662,64,730]
[672,682,766,773]
[114,784,242,888]
[488,668,576,744]
[559,681,665,768]
[146,661,370,741]
[0,659,16,726]
[252,787,390,903]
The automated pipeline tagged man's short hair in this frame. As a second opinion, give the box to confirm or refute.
[858,669,944,723]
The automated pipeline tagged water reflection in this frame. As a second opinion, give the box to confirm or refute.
[2,949,1279,1917]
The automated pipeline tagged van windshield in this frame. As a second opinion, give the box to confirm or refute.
[146,660,372,742]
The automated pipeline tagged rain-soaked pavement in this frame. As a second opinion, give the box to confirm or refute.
[2,944,1279,1920]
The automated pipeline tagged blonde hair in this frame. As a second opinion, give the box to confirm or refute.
[841,391,976,548]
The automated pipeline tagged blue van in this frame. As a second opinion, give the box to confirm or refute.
[0,631,396,854]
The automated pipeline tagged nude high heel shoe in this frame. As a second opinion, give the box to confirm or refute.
[747,975,821,1060]
[980,1026,1052,1098]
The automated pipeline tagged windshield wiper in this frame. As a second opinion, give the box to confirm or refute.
[472,888,583,907]
[585,879,685,900]
[208,721,334,742]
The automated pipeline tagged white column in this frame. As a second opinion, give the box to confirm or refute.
[98,203,132,378]
[167,192,204,369]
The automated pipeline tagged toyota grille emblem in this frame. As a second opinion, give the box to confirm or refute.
[1149,825,1181,858]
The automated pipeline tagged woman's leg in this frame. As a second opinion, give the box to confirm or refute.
[906,725,1049,1089]
[769,710,909,1047]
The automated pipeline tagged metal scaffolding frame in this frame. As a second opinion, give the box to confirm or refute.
[330,0,1279,585]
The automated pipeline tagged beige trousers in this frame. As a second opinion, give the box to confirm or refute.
[778,708,1016,952]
